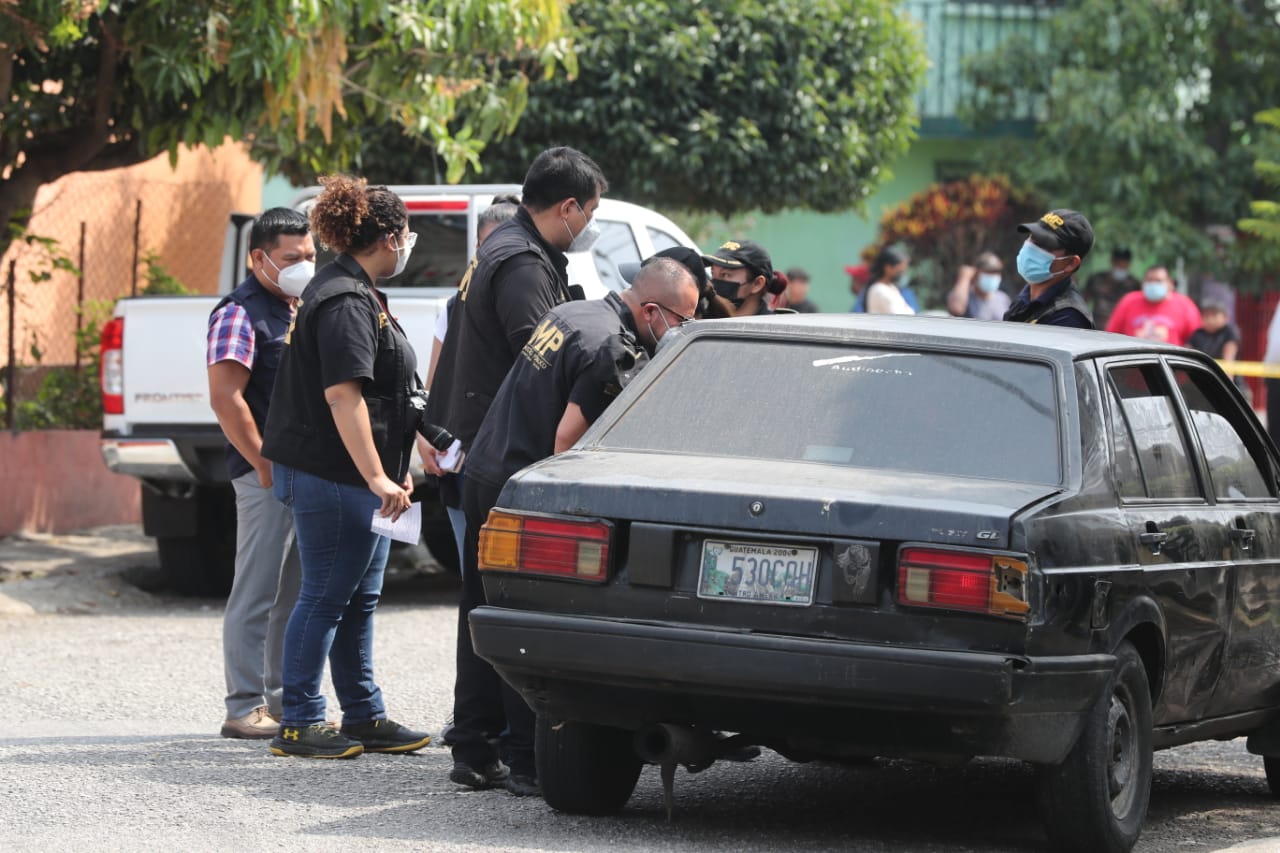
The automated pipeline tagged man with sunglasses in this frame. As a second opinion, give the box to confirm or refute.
[456,258,699,796]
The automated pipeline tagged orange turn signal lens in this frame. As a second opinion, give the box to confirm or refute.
[478,510,612,582]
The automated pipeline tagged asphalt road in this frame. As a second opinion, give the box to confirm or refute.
[2,526,1279,853]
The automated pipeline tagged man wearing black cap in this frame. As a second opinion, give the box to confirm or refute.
[1083,246,1140,330]
[1003,209,1095,329]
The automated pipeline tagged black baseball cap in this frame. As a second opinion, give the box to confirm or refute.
[619,246,709,290]
[702,239,774,280]
[1017,209,1094,259]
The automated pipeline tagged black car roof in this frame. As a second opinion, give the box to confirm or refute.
[688,313,1198,363]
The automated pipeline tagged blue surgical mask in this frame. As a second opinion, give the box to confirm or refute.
[977,273,1002,293]
[1142,281,1169,302]
[1016,241,1057,284]
[1111,267,1129,281]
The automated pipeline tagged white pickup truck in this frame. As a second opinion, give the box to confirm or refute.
[99,185,696,595]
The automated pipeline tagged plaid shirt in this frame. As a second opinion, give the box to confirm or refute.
[206,303,256,369]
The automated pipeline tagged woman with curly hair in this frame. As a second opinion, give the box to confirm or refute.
[261,175,431,759]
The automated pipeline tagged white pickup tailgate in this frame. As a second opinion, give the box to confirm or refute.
[116,291,451,428]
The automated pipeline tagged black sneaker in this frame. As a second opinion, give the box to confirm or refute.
[340,718,431,754]
[503,773,541,797]
[270,724,363,759]
[449,759,510,789]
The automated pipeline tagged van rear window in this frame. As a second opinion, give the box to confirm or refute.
[599,338,1061,485]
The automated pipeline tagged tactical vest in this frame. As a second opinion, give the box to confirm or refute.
[1003,281,1095,329]
[211,276,293,479]
[424,211,571,447]
[262,255,418,488]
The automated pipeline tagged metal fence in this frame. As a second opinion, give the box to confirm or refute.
[1,171,245,430]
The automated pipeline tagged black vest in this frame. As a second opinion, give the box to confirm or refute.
[262,255,418,488]
[212,276,294,479]
[1003,280,1094,329]
[424,210,571,447]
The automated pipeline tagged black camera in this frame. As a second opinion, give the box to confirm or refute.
[407,389,455,452]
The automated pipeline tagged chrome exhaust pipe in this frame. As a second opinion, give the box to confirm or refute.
[633,723,717,766]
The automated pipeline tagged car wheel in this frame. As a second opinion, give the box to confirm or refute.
[1037,641,1152,853]
[1264,756,1280,798]
[535,714,642,815]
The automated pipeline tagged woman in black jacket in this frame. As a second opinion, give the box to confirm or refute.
[261,175,430,759]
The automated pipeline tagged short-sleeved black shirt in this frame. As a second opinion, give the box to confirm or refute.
[263,254,419,487]
[465,292,641,488]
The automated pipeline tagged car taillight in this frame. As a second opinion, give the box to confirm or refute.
[100,317,124,415]
[478,510,612,582]
[897,546,1030,620]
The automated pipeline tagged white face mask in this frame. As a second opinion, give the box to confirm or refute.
[263,253,314,298]
[564,201,601,253]
[389,231,417,278]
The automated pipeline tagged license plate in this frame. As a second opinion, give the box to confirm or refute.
[697,539,818,606]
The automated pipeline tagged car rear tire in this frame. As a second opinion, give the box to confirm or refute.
[535,715,642,815]
[1037,641,1152,853]
[1264,757,1280,798]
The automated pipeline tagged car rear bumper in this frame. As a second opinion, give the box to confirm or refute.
[470,607,1115,764]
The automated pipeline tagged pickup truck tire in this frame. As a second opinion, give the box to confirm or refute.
[536,715,643,815]
[1036,641,1152,853]
[153,485,236,597]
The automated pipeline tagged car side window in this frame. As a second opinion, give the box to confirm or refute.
[588,220,641,293]
[1103,377,1146,499]
[1107,364,1200,500]
[1172,366,1273,500]
[646,227,683,252]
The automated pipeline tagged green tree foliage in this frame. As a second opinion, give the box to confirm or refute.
[1238,108,1280,275]
[1,0,575,260]
[964,0,1280,281]
[349,0,924,215]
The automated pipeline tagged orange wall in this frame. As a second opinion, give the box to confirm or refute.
[0,430,141,535]
[2,141,263,365]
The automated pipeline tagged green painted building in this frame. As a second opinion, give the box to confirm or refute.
[750,0,1055,312]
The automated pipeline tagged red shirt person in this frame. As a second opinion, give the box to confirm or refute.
[1105,266,1202,346]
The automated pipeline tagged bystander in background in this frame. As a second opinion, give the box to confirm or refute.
[777,267,819,312]
[1083,246,1139,330]
[946,251,1010,321]
[1106,266,1201,346]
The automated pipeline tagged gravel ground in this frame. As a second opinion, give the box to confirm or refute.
[2,525,1279,853]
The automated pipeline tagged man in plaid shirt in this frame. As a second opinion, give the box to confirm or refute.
[207,207,316,739]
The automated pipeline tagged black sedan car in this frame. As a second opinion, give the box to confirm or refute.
[469,314,1280,853]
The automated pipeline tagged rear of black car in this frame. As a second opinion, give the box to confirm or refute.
[470,328,1114,767]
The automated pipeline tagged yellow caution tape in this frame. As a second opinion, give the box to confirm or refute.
[1216,360,1280,379]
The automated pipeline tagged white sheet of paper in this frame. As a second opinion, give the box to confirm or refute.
[370,501,422,545]
[437,438,463,472]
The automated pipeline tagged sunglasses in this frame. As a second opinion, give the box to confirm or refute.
[645,301,695,324]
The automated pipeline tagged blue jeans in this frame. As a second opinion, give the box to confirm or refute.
[273,463,389,726]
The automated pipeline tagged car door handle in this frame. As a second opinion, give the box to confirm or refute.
[1138,531,1168,554]
[1230,528,1256,549]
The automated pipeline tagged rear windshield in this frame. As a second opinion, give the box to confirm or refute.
[600,338,1062,485]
